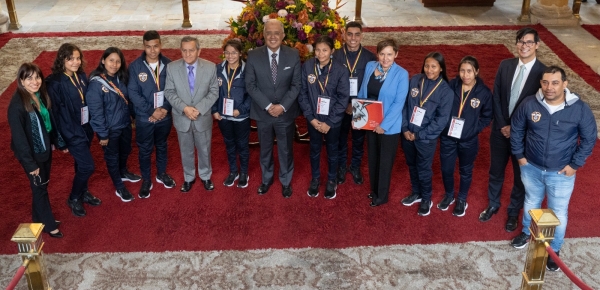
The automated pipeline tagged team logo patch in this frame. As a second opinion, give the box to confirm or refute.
[101,86,109,93]
[308,74,316,84]
[411,88,419,97]
[217,77,223,87]
[138,72,148,82]
[470,98,480,108]
[531,111,542,123]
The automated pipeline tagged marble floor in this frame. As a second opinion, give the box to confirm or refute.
[2,0,600,74]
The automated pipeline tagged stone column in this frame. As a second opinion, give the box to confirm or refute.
[0,5,9,33]
[530,0,579,26]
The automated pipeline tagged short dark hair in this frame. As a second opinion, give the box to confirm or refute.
[181,36,200,50]
[458,55,479,73]
[421,51,448,82]
[143,30,161,42]
[345,21,363,31]
[313,35,334,50]
[223,39,246,61]
[90,47,129,84]
[516,27,540,44]
[51,43,85,75]
[543,65,567,81]
[376,38,398,54]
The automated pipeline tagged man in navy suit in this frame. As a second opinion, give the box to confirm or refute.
[245,19,302,198]
[479,27,547,231]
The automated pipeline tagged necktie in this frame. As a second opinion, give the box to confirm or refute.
[188,65,195,94]
[509,65,526,116]
[271,53,278,84]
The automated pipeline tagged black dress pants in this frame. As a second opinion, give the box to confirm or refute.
[367,131,400,205]
[23,157,58,233]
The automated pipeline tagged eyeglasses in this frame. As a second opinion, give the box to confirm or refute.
[223,51,239,56]
[517,40,537,47]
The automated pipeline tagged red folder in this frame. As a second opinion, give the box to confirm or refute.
[351,99,384,130]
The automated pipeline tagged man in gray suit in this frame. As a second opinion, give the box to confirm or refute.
[245,19,301,198]
[165,36,219,192]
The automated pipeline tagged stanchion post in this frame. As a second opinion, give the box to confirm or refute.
[572,0,582,19]
[5,0,21,30]
[520,209,560,290]
[354,0,363,25]
[182,0,192,28]
[518,0,531,22]
[11,223,52,290]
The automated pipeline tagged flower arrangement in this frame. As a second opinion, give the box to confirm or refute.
[225,0,348,61]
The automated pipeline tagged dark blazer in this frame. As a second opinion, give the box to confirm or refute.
[245,45,302,123]
[8,92,65,172]
[492,58,546,130]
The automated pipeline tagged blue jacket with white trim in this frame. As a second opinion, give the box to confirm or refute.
[211,60,250,120]
[127,52,172,123]
[87,74,131,139]
[511,88,597,171]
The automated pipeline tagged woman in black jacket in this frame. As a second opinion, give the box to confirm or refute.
[439,56,493,217]
[8,63,67,238]
[212,39,251,188]
[46,43,102,217]
[87,47,140,202]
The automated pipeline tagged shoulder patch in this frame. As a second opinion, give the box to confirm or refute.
[411,88,419,97]
[217,77,223,87]
[531,111,541,123]
[470,98,480,108]
[138,72,148,82]
[308,74,316,84]
[101,86,109,93]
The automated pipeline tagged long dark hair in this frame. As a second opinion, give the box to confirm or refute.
[456,55,480,79]
[421,51,448,82]
[90,47,128,84]
[17,63,51,112]
[51,43,86,75]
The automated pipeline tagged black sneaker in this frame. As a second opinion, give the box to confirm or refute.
[116,188,134,202]
[139,180,152,198]
[121,170,142,183]
[307,179,319,197]
[437,196,455,211]
[511,232,530,249]
[156,172,176,189]
[546,251,560,272]
[223,172,239,187]
[324,180,337,199]
[67,198,86,217]
[348,166,364,184]
[418,200,433,216]
[82,191,102,206]
[452,199,468,217]
[401,193,421,206]
[237,173,249,188]
[336,166,346,184]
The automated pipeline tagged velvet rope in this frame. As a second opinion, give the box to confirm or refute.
[5,265,26,290]
[544,242,593,290]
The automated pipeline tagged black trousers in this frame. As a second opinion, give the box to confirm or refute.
[23,157,58,233]
[307,121,341,181]
[218,118,250,174]
[256,119,295,186]
[102,125,133,190]
[67,124,95,200]
[487,129,525,217]
[440,135,479,202]
[367,131,400,205]
[337,112,366,170]
[402,137,437,202]
[136,118,172,181]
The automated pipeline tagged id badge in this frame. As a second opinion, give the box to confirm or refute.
[447,117,465,138]
[317,95,330,115]
[223,98,234,116]
[81,106,89,125]
[154,91,164,108]
[410,106,426,127]
[349,77,358,97]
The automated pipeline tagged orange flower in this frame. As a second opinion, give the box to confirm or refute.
[294,42,309,60]
[306,2,314,9]
[269,12,278,19]
[298,10,309,24]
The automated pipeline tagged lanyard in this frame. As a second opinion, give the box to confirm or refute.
[144,61,161,91]
[343,46,362,77]
[457,81,475,118]
[64,72,85,104]
[419,77,443,107]
[100,74,128,105]
[226,64,238,98]
[314,61,331,94]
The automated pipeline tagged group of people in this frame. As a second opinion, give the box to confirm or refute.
[9,20,596,272]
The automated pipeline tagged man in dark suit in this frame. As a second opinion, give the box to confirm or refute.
[479,27,547,231]
[245,19,302,198]
[164,36,219,193]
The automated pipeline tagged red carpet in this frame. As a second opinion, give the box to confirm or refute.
[582,24,600,41]
[1,27,599,254]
